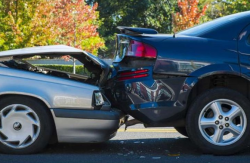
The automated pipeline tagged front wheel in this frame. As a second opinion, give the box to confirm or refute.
[186,88,250,155]
[0,96,53,154]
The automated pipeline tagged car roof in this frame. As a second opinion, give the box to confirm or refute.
[0,45,83,57]
[178,11,250,40]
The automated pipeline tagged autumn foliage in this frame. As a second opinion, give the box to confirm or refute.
[0,0,105,55]
[173,0,208,32]
[52,0,105,54]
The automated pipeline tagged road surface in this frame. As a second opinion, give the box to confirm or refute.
[1,123,250,163]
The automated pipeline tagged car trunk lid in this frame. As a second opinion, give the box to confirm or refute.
[113,27,172,71]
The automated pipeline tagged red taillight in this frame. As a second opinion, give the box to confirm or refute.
[118,69,149,81]
[126,40,157,58]
[118,74,148,81]
[119,69,148,76]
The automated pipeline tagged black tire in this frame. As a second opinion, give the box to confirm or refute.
[0,96,53,154]
[186,88,250,155]
[174,127,188,137]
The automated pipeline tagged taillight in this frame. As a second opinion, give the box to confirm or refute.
[126,40,157,58]
[118,69,149,81]
[119,69,148,76]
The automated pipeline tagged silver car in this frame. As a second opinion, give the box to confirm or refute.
[0,45,124,154]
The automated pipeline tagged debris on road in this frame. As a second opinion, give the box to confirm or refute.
[152,157,161,159]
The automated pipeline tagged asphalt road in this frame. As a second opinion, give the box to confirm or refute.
[1,124,250,163]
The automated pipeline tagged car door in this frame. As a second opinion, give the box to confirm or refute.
[238,24,250,78]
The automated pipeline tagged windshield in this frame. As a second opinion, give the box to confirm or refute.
[178,11,250,37]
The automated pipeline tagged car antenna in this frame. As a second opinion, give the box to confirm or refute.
[165,0,176,38]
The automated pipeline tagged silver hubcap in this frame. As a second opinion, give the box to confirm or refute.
[0,104,40,149]
[198,99,247,146]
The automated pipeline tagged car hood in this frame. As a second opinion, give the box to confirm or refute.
[81,51,111,86]
[0,45,111,87]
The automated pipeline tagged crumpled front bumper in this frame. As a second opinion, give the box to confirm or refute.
[51,108,125,143]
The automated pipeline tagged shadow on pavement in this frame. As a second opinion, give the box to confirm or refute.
[2,138,250,163]
[44,138,202,155]
[44,137,250,156]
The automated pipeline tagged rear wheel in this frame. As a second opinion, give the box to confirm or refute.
[186,88,250,155]
[174,127,188,137]
[0,96,53,154]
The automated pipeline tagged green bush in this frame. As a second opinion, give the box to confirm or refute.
[34,64,90,75]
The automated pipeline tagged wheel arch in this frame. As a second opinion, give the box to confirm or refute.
[0,92,51,108]
[186,73,250,110]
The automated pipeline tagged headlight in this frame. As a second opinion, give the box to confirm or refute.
[94,92,105,106]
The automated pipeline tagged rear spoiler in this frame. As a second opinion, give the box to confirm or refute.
[117,26,158,35]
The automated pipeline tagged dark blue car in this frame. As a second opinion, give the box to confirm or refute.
[106,11,250,155]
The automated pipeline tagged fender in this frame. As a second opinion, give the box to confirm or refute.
[239,65,250,81]
[0,68,96,109]
[176,63,241,106]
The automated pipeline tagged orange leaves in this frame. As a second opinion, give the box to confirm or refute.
[61,55,71,61]
[0,0,104,54]
[173,0,208,32]
[50,0,104,55]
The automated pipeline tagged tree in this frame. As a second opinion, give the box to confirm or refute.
[0,0,54,51]
[0,0,104,56]
[200,0,250,22]
[86,0,178,58]
[172,0,208,32]
[52,0,105,55]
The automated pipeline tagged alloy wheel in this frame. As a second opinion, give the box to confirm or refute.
[198,99,247,146]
